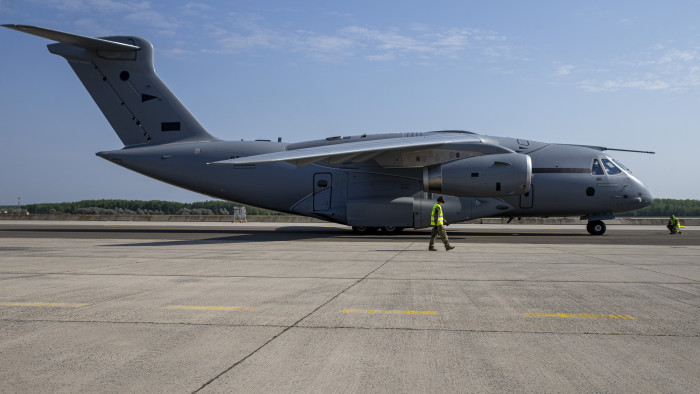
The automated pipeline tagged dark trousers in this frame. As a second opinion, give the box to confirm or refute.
[429,225,450,247]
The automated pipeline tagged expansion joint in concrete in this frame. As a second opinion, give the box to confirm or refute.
[191,242,415,393]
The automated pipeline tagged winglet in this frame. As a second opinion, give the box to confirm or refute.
[2,24,140,52]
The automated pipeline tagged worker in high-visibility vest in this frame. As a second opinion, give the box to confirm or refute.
[429,196,455,251]
[667,214,683,234]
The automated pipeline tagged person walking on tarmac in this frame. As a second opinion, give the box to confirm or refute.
[429,196,455,251]
[667,214,682,234]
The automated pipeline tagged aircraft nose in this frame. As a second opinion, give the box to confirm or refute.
[631,177,653,208]
[643,186,654,207]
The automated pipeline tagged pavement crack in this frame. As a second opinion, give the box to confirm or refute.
[0,318,288,328]
[191,242,414,393]
[544,245,700,283]
[3,318,696,339]
[0,273,46,281]
[3,271,694,284]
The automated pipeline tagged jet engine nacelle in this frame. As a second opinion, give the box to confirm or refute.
[424,153,532,197]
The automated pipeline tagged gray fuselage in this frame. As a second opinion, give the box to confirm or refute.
[97,131,653,229]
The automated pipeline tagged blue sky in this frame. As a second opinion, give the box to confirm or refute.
[1,0,699,204]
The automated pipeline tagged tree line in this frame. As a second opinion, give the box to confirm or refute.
[13,200,285,216]
[618,198,700,217]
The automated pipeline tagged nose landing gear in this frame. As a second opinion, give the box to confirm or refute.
[586,220,606,235]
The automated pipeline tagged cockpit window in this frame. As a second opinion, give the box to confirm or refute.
[601,158,622,175]
[613,159,631,173]
[591,159,605,175]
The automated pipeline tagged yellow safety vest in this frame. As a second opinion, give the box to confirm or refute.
[670,215,679,228]
[431,203,444,226]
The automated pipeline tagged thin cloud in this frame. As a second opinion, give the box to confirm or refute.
[29,0,177,36]
[161,47,194,56]
[555,64,574,76]
[341,26,433,53]
[652,49,697,64]
[581,78,671,92]
[576,46,700,92]
[185,2,213,11]
[365,53,396,62]
[23,3,516,66]
[182,3,214,18]
[302,34,356,61]
[73,18,111,36]
[206,27,290,54]
[123,10,180,36]
[39,0,150,13]
[204,19,512,64]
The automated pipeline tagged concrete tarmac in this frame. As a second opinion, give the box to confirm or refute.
[0,222,698,393]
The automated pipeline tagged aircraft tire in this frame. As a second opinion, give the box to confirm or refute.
[587,220,606,235]
[352,226,378,234]
[381,226,404,235]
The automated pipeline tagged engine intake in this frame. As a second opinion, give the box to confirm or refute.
[424,153,531,197]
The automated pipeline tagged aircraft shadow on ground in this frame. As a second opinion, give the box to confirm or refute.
[4,226,675,248]
[100,227,592,248]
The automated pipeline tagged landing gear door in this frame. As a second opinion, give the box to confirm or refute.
[519,184,534,209]
[313,173,332,211]
[413,197,433,229]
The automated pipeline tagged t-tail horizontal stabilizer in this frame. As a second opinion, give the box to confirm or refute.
[2,24,140,51]
[2,24,215,147]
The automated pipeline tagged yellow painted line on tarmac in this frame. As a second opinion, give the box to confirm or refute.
[524,312,635,319]
[342,308,437,315]
[163,305,257,311]
[0,301,88,308]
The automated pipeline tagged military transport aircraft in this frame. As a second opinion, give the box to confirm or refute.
[3,25,654,235]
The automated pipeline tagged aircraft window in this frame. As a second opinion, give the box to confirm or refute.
[601,158,621,175]
[591,159,604,175]
[613,159,631,173]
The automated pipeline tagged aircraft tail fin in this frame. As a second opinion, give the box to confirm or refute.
[3,24,216,147]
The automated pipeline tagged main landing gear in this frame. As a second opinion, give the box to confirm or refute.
[586,220,606,235]
[352,226,404,235]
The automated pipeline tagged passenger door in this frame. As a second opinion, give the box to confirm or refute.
[313,173,332,211]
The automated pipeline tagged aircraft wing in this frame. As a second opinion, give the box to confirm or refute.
[565,144,655,154]
[210,133,514,167]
